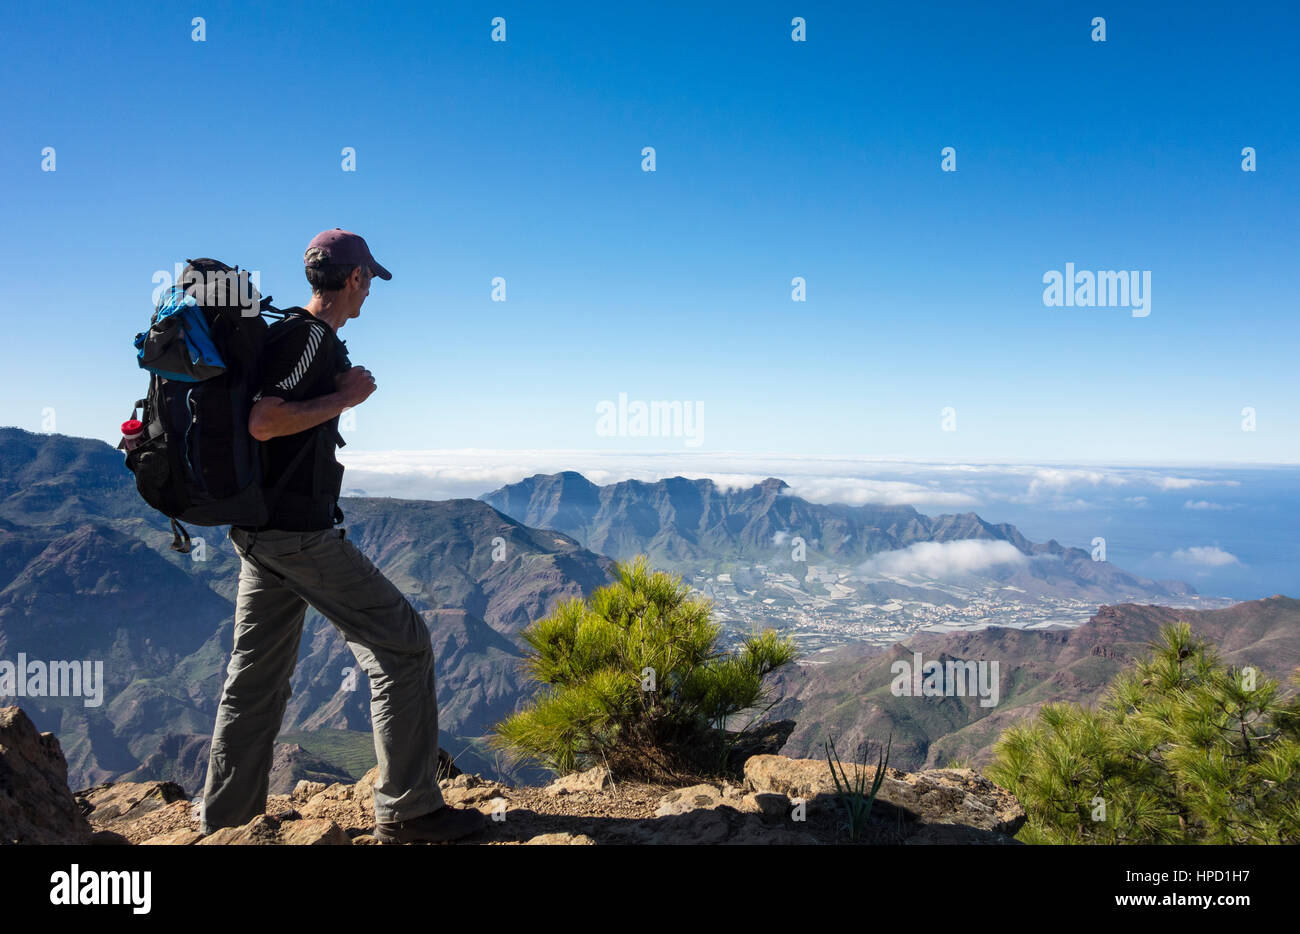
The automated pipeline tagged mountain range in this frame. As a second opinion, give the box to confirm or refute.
[0,429,1290,793]
[767,595,1300,769]
[481,471,1198,606]
[0,429,609,789]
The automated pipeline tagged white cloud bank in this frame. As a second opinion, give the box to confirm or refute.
[332,449,1264,534]
[1170,546,1241,567]
[335,450,985,508]
[858,540,1029,579]
[336,449,1252,511]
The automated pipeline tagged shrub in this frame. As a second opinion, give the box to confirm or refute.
[825,733,892,840]
[492,556,798,779]
[989,622,1300,844]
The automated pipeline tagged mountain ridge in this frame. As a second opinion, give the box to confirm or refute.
[0,430,1270,797]
[766,594,1300,770]
[480,470,1197,605]
[0,430,613,789]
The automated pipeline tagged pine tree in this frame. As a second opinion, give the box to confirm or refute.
[989,622,1300,844]
[492,556,798,779]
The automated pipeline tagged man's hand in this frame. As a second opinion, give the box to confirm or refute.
[248,367,376,442]
[335,366,377,407]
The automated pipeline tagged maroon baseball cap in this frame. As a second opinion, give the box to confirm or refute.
[304,228,392,280]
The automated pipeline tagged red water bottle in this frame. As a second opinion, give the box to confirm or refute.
[121,419,145,451]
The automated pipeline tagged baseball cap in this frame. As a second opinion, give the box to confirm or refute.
[304,228,392,280]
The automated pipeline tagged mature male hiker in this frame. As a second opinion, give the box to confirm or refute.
[200,229,483,843]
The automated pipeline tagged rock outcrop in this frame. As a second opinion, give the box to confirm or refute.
[0,706,92,844]
[75,779,191,844]
[743,754,1026,843]
[1,704,1026,845]
[198,814,350,846]
[85,756,1023,845]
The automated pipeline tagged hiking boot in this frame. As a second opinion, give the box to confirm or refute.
[374,805,485,844]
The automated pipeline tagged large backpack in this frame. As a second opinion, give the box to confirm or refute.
[123,258,316,552]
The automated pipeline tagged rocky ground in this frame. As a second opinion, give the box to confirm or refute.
[3,706,1026,845]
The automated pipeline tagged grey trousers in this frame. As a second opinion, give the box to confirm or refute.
[200,525,445,833]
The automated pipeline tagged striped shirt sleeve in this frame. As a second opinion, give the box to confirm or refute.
[255,319,332,403]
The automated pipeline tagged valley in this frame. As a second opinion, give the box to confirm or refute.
[692,561,1233,654]
[0,429,1279,791]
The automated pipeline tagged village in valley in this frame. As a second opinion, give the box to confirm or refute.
[690,562,1233,656]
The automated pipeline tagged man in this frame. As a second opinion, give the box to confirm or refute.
[200,228,483,844]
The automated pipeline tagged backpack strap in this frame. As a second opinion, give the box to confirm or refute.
[144,374,166,441]
[264,427,320,508]
[170,404,322,554]
[251,308,327,514]
[240,423,328,552]
[169,517,192,554]
[243,310,337,543]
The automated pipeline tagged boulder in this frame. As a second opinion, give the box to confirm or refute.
[0,706,92,844]
[76,780,189,835]
[744,755,1025,838]
[884,767,1025,836]
[442,775,510,808]
[280,818,350,846]
[543,765,611,796]
[198,814,283,845]
[314,782,353,801]
[625,807,733,844]
[291,780,327,801]
[197,813,350,845]
[524,832,596,845]
[654,784,725,817]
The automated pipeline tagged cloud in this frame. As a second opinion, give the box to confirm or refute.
[1157,477,1237,491]
[334,450,984,508]
[1013,467,1240,502]
[858,540,1029,579]
[778,477,977,508]
[1170,546,1241,567]
[1023,468,1120,499]
[1183,500,1231,510]
[333,449,1249,515]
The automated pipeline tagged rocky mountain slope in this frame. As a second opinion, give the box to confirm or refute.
[0,429,611,789]
[1,430,1289,802]
[481,471,1195,601]
[1,705,1025,845]
[766,595,1300,770]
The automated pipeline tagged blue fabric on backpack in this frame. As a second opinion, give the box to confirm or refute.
[136,289,226,381]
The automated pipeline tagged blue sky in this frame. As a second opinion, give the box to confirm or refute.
[1,0,1297,463]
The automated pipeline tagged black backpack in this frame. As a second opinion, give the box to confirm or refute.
[123,258,315,552]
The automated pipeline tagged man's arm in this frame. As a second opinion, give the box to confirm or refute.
[249,317,377,441]
[249,392,348,441]
[249,366,377,441]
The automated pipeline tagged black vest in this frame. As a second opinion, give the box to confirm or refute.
[239,310,351,532]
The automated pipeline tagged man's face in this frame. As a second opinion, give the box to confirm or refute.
[340,265,372,326]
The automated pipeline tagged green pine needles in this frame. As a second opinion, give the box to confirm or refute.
[492,556,798,779]
[989,622,1300,844]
